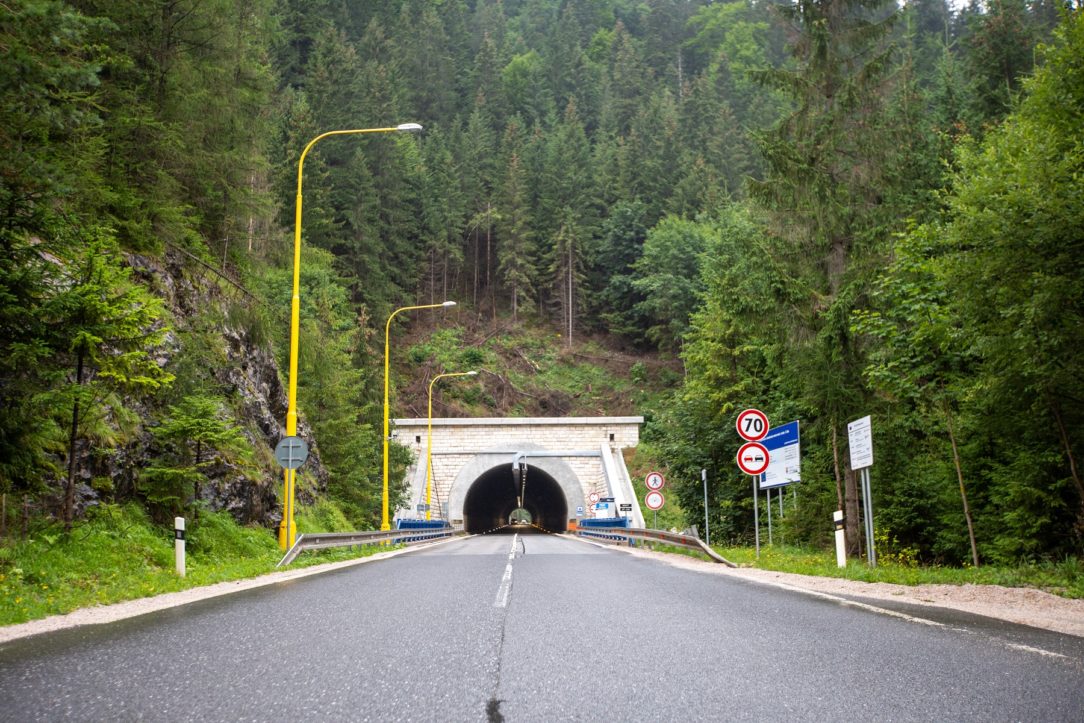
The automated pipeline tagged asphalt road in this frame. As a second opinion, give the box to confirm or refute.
[2,532,1083,722]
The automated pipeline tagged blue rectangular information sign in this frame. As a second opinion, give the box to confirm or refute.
[759,420,800,490]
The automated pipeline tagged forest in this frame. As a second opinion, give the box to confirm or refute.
[1,0,1082,567]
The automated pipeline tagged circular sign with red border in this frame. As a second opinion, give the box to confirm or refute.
[588,492,600,504]
[645,471,665,490]
[736,408,770,442]
[736,442,770,476]
[645,490,665,511]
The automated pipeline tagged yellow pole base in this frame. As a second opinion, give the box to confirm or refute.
[278,519,297,550]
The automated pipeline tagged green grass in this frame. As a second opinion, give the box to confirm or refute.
[709,544,1084,598]
[0,503,390,626]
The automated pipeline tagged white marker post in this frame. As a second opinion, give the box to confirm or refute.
[174,517,186,577]
[833,510,846,568]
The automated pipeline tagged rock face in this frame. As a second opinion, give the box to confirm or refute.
[73,248,329,528]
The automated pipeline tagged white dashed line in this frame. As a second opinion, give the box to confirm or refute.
[494,534,519,608]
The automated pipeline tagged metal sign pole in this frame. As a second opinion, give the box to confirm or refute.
[766,487,773,545]
[701,469,710,547]
[863,468,876,567]
[752,475,760,558]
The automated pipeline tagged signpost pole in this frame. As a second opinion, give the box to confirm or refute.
[701,469,710,546]
[766,487,772,545]
[752,475,760,558]
[863,468,876,567]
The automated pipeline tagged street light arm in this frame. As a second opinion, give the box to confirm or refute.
[296,126,421,195]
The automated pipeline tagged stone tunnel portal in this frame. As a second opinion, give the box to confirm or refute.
[462,464,569,533]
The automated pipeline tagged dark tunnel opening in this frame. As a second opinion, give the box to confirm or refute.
[463,464,569,533]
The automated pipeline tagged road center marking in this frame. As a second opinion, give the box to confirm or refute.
[494,534,518,608]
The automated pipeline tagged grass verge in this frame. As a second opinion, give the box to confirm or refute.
[710,544,1084,598]
[0,503,391,626]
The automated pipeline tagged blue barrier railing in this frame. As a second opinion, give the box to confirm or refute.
[394,518,450,543]
[577,516,630,528]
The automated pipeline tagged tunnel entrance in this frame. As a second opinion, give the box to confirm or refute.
[463,464,569,533]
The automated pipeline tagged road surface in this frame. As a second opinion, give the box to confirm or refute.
[2,532,1082,721]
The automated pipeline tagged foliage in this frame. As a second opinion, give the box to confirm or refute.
[1,0,1080,593]
[0,503,388,625]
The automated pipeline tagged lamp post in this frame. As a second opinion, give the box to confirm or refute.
[426,371,478,520]
[382,300,457,530]
[280,122,423,551]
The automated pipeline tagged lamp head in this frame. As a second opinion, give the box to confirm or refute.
[396,123,424,133]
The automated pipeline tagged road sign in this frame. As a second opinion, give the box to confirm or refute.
[736,442,770,476]
[736,409,770,442]
[600,497,615,503]
[274,436,309,470]
[588,492,600,504]
[645,490,665,511]
[576,506,584,517]
[645,471,666,490]
[619,503,632,511]
[759,420,800,490]
[847,415,873,470]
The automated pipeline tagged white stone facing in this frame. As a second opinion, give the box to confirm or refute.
[392,416,643,522]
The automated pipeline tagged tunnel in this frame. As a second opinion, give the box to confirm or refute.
[462,463,569,533]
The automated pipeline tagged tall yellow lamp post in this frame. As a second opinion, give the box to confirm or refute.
[382,301,457,530]
[426,371,478,520]
[280,122,423,551]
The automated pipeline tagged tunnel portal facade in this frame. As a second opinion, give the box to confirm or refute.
[391,417,644,532]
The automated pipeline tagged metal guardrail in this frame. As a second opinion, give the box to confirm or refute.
[277,528,461,567]
[575,526,737,567]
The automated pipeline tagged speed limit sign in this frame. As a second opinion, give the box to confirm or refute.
[736,408,770,442]
[645,471,665,490]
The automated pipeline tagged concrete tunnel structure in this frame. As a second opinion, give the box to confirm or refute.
[391,417,646,531]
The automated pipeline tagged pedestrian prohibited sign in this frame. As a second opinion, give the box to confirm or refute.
[736,409,770,442]
[645,471,665,490]
[736,441,770,476]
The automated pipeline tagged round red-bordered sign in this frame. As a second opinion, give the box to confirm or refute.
[588,492,600,504]
[645,490,665,510]
[736,408,770,441]
[645,471,665,490]
[736,442,770,476]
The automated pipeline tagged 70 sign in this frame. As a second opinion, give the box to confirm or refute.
[736,408,769,442]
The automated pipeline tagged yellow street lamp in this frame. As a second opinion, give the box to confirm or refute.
[280,122,423,551]
[426,371,478,520]
[382,300,457,530]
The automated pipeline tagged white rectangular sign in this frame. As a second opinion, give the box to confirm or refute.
[847,415,874,470]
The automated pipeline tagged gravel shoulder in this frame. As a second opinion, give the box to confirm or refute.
[620,545,1084,638]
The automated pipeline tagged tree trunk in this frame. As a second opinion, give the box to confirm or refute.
[943,399,979,567]
[1051,399,1084,532]
[193,440,202,523]
[64,350,86,530]
[844,464,860,557]
[566,246,574,347]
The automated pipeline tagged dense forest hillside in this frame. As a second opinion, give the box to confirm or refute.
[1,0,1081,566]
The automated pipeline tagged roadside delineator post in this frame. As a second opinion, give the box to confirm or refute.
[175,517,186,578]
[833,510,846,568]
